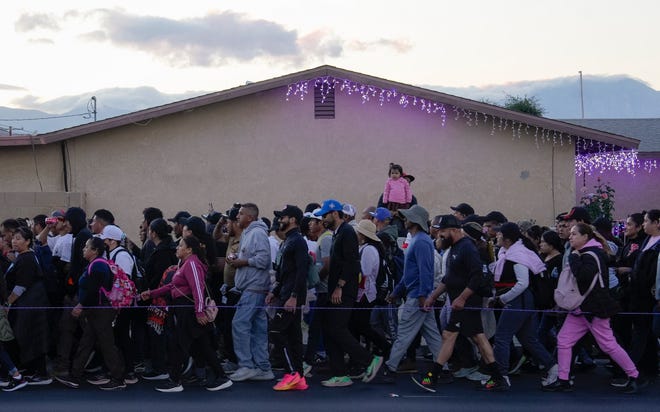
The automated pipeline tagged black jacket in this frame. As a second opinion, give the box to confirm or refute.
[569,246,619,318]
[328,221,361,300]
[64,207,92,297]
[144,239,178,291]
[273,228,308,305]
[628,237,660,311]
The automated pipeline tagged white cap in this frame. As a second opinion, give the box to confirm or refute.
[304,208,323,221]
[100,225,123,241]
[342,203,356,217]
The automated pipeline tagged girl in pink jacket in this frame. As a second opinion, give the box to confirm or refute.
[383,163,412,211]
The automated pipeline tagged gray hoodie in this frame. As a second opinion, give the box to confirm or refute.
[235,220,272,292]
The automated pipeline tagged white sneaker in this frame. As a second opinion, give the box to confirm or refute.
[466,370,490,382]
[249,369,274,381]
[453,366,479,378]
[542,364,559,386]
[303,362,313,378]
[229,367,259,382]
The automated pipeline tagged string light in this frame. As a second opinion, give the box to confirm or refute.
[286,76,655,176]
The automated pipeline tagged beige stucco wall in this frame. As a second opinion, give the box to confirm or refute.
[0,86,575,238]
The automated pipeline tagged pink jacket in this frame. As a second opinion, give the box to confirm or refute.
[150,254,207,315]
[383,177,411,204]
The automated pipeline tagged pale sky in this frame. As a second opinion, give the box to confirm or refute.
[2,0,658,109]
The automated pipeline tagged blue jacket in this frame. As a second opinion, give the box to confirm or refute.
[393,231,434,299]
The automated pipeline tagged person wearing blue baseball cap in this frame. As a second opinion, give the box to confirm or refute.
[314,199,384,387]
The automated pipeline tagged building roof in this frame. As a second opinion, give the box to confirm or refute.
[563,118,660,152]
[0,65,640,150]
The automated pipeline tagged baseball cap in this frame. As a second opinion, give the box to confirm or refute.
[304,209,323,221]
[202,211,222,225]
[369,207,392,222]
[314,199,343,217]
[342,203,356,217]
[51,209,66,218]
[433,215,461,230]
[168,211,191,224]
[450,203,475,216]
[274,205,303,223]
[100,224,124,241]
[563,206,591,224]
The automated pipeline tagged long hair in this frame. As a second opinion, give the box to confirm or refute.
[573,222,613,255]
[181,235,208,266]
[88,236,107,259]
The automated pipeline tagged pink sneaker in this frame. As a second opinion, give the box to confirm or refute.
[273,372,302,391]
[292,376,308,390]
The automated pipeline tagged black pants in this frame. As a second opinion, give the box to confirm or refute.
[323,298,372,376]
[629,313,658,377]
[54,295,81,373]
[349,298,391,357]
[269,308,304,374]
[114,308,146,372]
[168,299,225,383]
[72,308,124,381]
[304,293,327,363]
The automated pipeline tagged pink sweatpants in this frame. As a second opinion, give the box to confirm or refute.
[556,314,639,380]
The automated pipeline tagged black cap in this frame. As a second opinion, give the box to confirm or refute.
[224,206,240,221]
[483,211,508,224]
[274,205,303,223]
[433,214,462,230]
[202,211,222,225]
[450,203,474,216]
[168,211,191,224]
[563,206,591,224]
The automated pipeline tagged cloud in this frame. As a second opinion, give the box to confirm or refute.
[349,38,413,53]
[28,38,55,45]
[14,13,60,32]
[0,84,26,91]
[298,30,343,58]
[85,9,305,66]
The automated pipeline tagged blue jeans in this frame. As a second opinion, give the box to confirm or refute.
[493,290,555,375]
[232,291,270,371]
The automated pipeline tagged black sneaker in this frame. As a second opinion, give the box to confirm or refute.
[133,362,146,374]
[206,377,233,392]
[26,375,53,386]
[2,376,28,392]
[156,379,184,393]
[55,374,81,389]
[183,374,207,387]
[124,372,139,385]
[436,369,454,384]
[621,377,638,394]
[142,371,170,381]
[86,373,110,385]
[480,376,511,391]
[610,377,630,388]
[542,378,574,392]
[99,379,126,391]
[411,372,438,393]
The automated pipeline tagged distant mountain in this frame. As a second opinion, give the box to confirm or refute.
[424,75,660,119]
[0,87,204,135]
[2,75,659,135]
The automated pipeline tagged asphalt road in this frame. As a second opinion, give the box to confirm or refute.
[2,363,658,412]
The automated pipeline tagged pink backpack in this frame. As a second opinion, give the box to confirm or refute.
[553,251,603,311]
[91,258,137,308]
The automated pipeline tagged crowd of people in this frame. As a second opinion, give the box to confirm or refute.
[1,170,659,396]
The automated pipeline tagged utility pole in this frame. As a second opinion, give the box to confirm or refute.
[579,71,585,119]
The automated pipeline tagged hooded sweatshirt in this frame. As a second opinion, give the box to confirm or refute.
[234,220,271,292]
[64,207,92,296]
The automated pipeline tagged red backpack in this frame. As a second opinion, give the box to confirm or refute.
[91,258,137,308]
